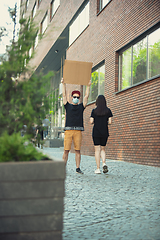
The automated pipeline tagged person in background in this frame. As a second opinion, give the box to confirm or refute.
[42,117,50,139]
[61,77,91,174]
[36,121,44,149]
[90,95,113,174]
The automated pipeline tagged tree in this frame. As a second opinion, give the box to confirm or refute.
[0,27,7,42]
[0,5,54,137]
[8,3,17,43]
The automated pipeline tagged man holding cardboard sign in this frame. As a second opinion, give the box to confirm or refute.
[61,77,91,174]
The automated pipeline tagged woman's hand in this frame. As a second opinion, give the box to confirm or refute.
[90,117,94,124]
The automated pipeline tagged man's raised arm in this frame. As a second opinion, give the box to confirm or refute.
[83,80,91,108]
[61,78,67,105]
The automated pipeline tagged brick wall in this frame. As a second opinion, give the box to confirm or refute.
[66,0,160,167]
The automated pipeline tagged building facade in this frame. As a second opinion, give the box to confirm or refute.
[20,0,160,166]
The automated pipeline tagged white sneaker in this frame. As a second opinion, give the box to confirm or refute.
[95,168,101,174]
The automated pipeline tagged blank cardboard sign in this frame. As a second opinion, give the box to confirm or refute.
[63,60,93,85]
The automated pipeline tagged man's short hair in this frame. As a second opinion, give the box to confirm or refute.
[71,90,80,96]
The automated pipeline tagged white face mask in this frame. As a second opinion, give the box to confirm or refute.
[72,97,79,104]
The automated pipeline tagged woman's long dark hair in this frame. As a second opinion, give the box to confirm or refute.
[94,95,109,116]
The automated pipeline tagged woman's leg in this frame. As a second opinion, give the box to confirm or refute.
[94,145,101,169]
[101,146,106,165]
[101,146,108,173]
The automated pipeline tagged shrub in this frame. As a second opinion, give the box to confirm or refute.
[0,132,50,162]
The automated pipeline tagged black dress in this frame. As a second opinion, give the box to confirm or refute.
[91,107,113,146]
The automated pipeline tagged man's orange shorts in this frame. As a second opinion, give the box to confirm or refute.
[64,130,82,151]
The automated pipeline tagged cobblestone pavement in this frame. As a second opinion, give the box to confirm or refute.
[42,147,160,240]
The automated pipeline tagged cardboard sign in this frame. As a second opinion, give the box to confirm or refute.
[63,60,93,85]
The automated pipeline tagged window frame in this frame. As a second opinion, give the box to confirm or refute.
[29,47,33,58]
[22,10,24,19]
[84,61,105,104]
[38,0,42,7]
[69,1,90,46]
[32,1,37,19]
[25,0,29,11]
[41,11,48,35]
[97,0,112,14]
[50,0,60,21]
[117,23,160,93]
[34,32,39,49]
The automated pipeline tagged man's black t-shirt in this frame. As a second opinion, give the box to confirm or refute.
[91,107,113,137]
[64,102,85,131]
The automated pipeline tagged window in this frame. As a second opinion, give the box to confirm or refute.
[25,0,29,11]
[41,12,48,34]
[34,33,39,49]
[32,2,37,18]
[29,47,33,57]
[69,2,89,46]
[85,63,105,103]
[50,0,60,20]
[38,0,42,6]
[148,29,160,78]
[22,11,24,19]
[24,58,27,67]
[118,27,160,91]
[98,0,111,12]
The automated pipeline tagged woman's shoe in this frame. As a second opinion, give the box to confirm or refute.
[95,168,101,174]
[103,164,108,173]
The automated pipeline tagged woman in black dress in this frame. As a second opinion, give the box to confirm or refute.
[90,95,113,174]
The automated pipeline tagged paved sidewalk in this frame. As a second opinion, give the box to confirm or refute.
[42,147,160,240]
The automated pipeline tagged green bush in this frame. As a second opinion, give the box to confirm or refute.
[0,132,50,162]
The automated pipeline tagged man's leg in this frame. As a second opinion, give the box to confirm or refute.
[75,150,81,168]
[63,130,72,165]
[73,131,83,173]
[75,150,83,174]
[63,150,70,165]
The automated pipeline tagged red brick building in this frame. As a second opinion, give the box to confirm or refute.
[21,0,160,166]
